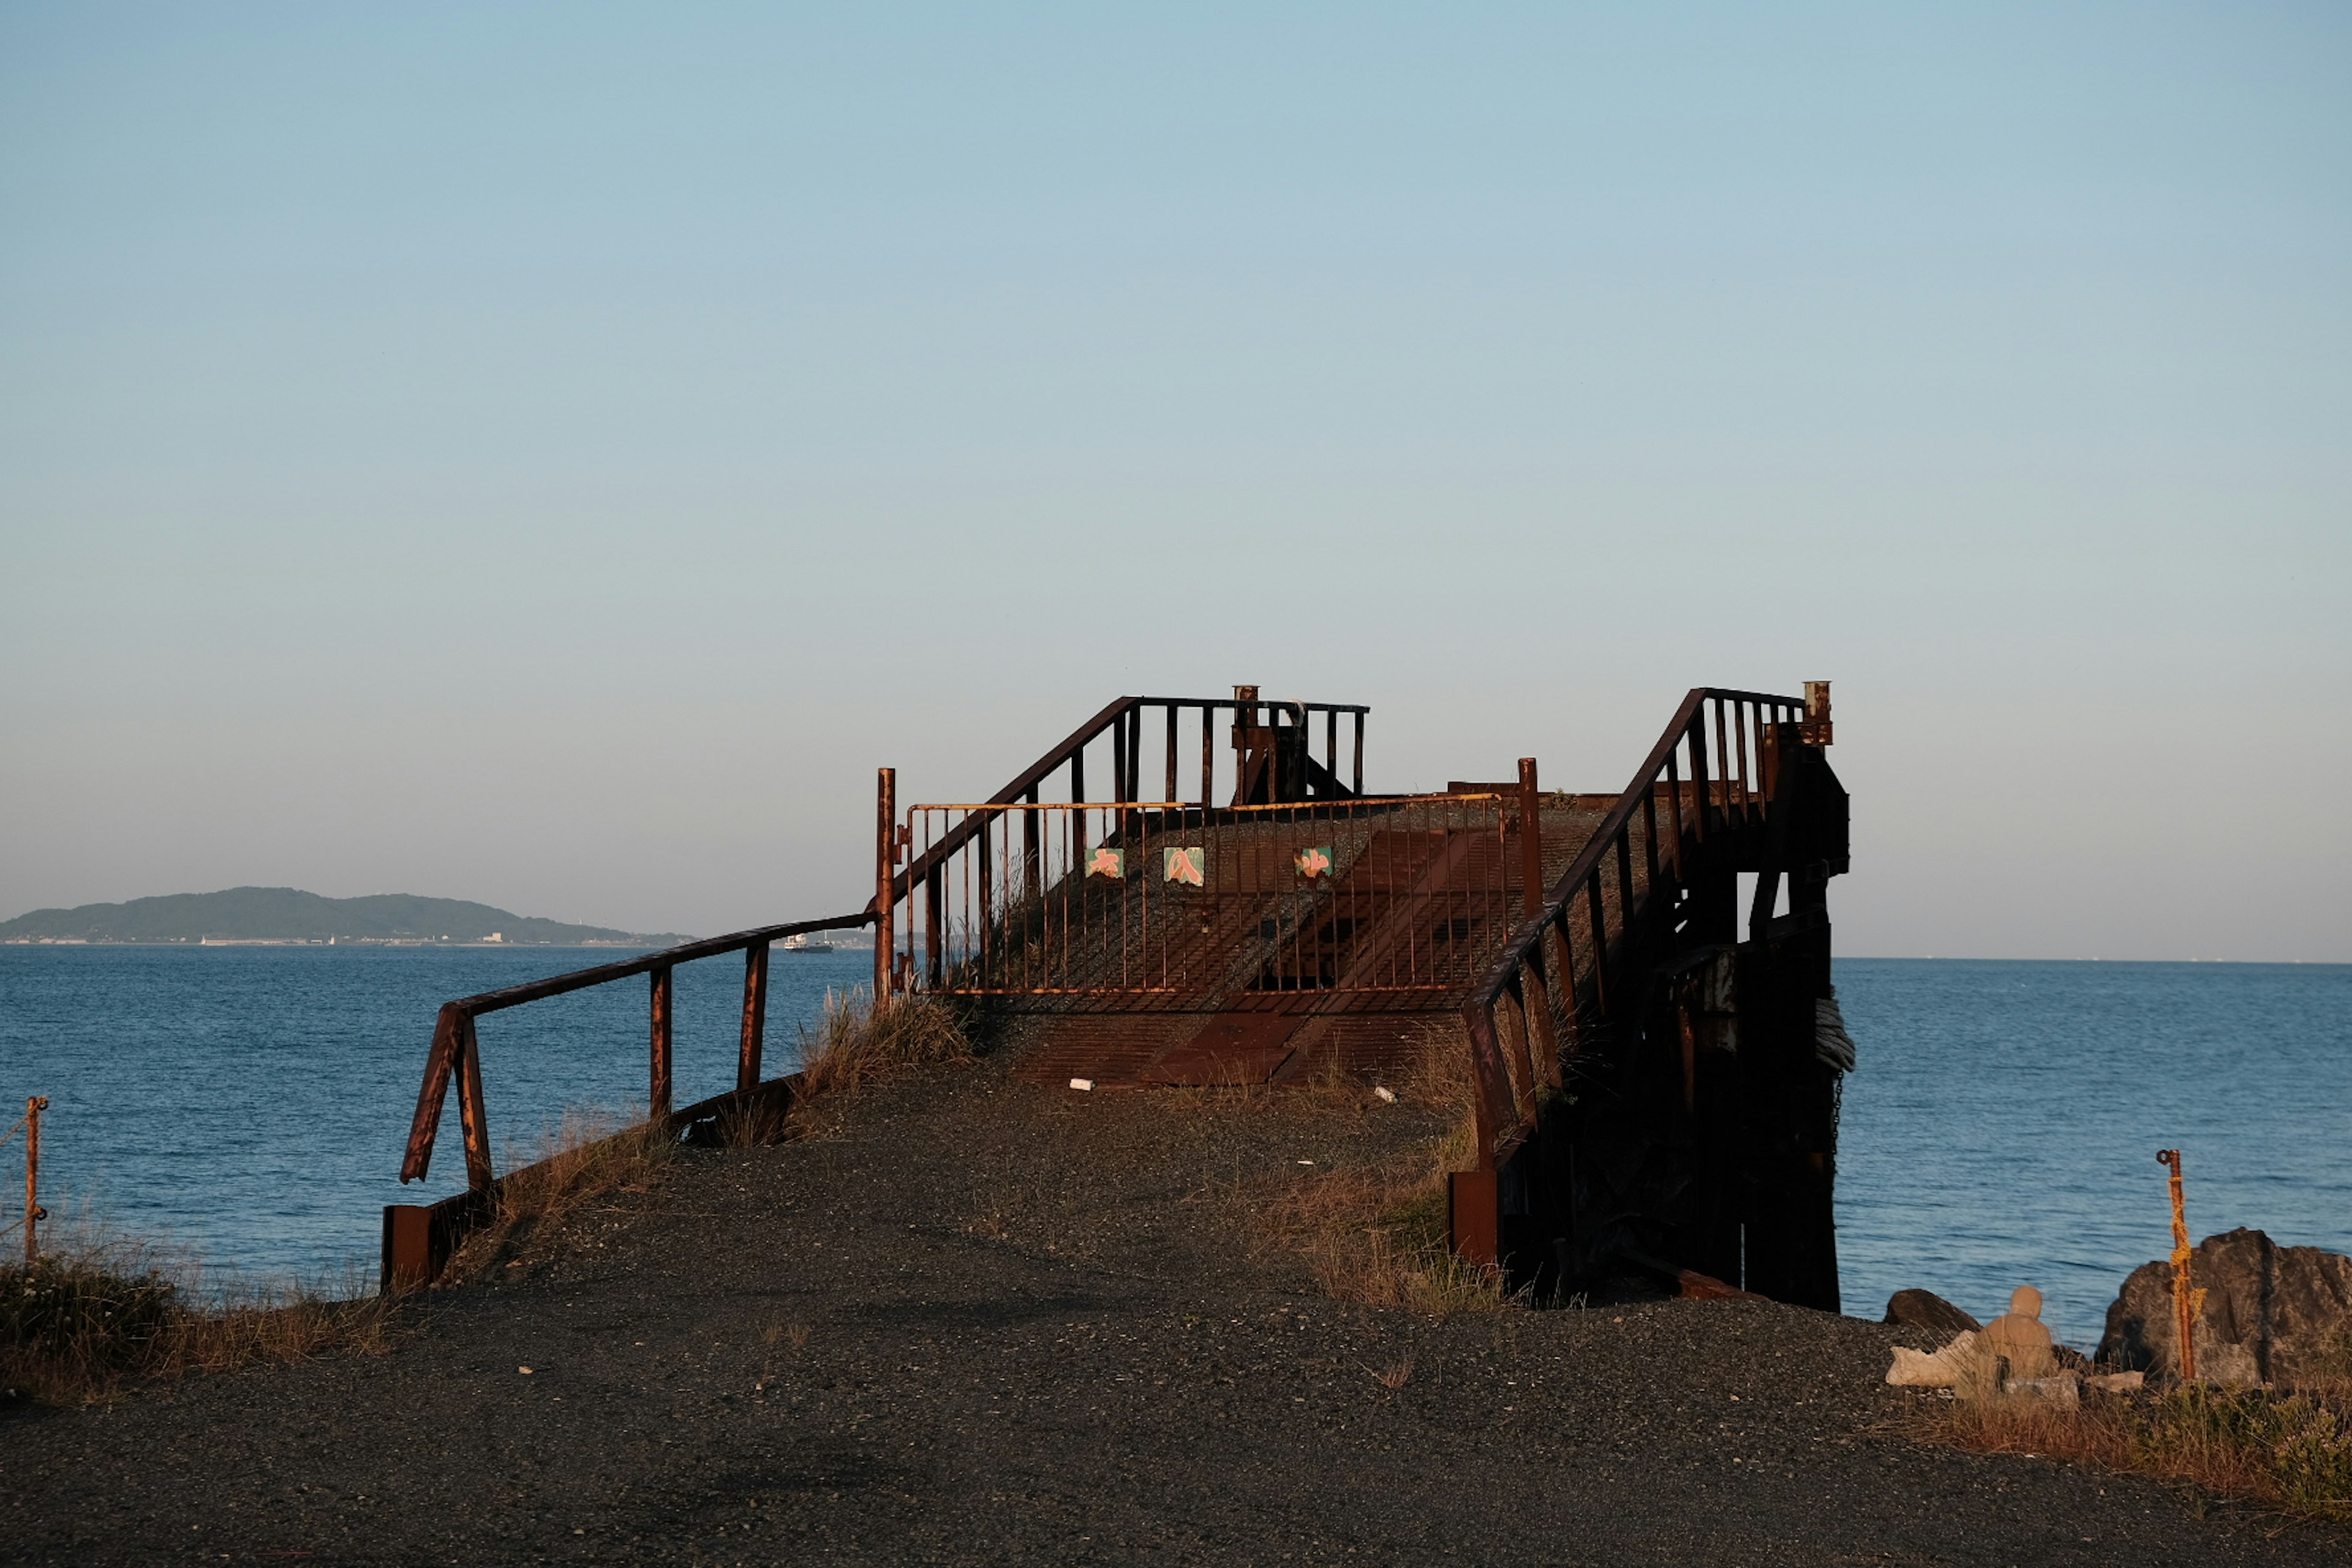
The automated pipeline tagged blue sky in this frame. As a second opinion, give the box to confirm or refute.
[2,3,2346,957]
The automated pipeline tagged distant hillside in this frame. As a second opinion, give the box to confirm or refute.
[0,888,689,946]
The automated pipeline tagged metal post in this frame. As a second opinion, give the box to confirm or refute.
[1199,703,1215,805]
[649,966,674,1120]
[456,1012,494,1191]
[23,1096,45,1264]
[876,767,897,1001]
[2159,1148,2204,1381]
[1022,783,1041,900]
[1517,758,1543,917]
[1803,680,1834,746]
[737,941,770,1094]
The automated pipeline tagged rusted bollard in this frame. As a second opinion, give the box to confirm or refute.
[20,1096,45,1264]
[2157,1148,2206,1381]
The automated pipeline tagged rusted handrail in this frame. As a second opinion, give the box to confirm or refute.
[398,910,875,1188]
[870,692,1373,1005]
[876,693,1371,914]
[1457,685,1817,1177]
[896,792,1514,1001]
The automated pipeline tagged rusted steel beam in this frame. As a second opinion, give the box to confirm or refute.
[736,940,769,1095]
[400,1003,464,1183]
[1802,679,1833,746]
[1687,709,1711,844]
[1111,710,1127,807]
[1199,703,1214,805]
[23,1096,45,1264]
[1585,873,1611,1017]
[456,1012,494,1191]
[1517,758,1543,918]
[1502,978,1539,1123]
[924,861,944,988]
[649,965,674,1120]
[1458,998,1520,1172]
[1022,783,1041,900]
[1713,699,1732,836]
[1447,1169,1499,1269]
[876,766,897,1001]
[442,914,874,1019]
[1615,824,1635,946]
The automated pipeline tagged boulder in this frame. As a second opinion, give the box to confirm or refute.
[1887,1330,1981,1387]
[2098,1227,2352,1389]
[1884,1288,1980,1340]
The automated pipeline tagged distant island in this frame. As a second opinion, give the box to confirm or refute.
[0,888,691,947]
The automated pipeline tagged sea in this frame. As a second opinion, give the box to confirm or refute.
[1,948,2344,1346]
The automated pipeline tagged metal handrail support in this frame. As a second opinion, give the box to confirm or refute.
[398,910,877,1188]
[1452,686,1818,1266]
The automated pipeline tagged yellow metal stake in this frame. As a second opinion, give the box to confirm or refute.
[2157,1148,2205,1382]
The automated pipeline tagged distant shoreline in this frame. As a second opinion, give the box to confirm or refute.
[0,937,670,948]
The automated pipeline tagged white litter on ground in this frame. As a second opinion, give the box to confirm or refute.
[1069,1078,1093,1091]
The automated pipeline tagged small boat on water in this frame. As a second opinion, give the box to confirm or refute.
[780,933,833,954]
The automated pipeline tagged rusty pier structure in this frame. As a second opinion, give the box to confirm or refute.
[387,683,1849,1310]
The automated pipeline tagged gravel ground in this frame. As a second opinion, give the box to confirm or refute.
[4,1054,2343,1566]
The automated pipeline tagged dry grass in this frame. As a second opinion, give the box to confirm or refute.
[442,1106,676,1281]
[442,991,969,1281]
[1921,1382,2352,1525]
[1,1238,394,1408]
[1254,1018,1502,1315]
[788,988,974,1134]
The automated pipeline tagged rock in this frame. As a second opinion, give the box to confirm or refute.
[2086,1371,2143,1394]
[1883,1289,1980,1340]
[1887,1330,1981,1387]
[2098,1227,2352,1388]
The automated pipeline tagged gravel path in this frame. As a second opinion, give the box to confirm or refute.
[4,1055,2343,1566]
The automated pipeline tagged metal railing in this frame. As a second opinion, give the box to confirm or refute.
[1458,685,1822,1179]
[870,688,1371,1000]
[897,795,1517,1006]
[398,913,874,1191]
[1,1096,45,1264]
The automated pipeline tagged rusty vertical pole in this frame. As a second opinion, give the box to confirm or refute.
[876,767,897,1001]
[736,941,770,1094]
[1199,703,1214,805]
[23,1096,45,1264]
[455,1013,494,1191]
[1022,783,1041,900]
[2158,1148,2204,1381]
[649,965,674,1120]
[1517,758,1544,917]
[1803,680,1834,746]
[1111,710,1128,810]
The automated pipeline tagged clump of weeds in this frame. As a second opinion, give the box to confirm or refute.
[1921,1379,2352,1525]
[2,1231,393,1409]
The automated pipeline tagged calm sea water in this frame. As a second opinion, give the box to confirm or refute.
[0,943,874,1288]
[1,949,2343,1343]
